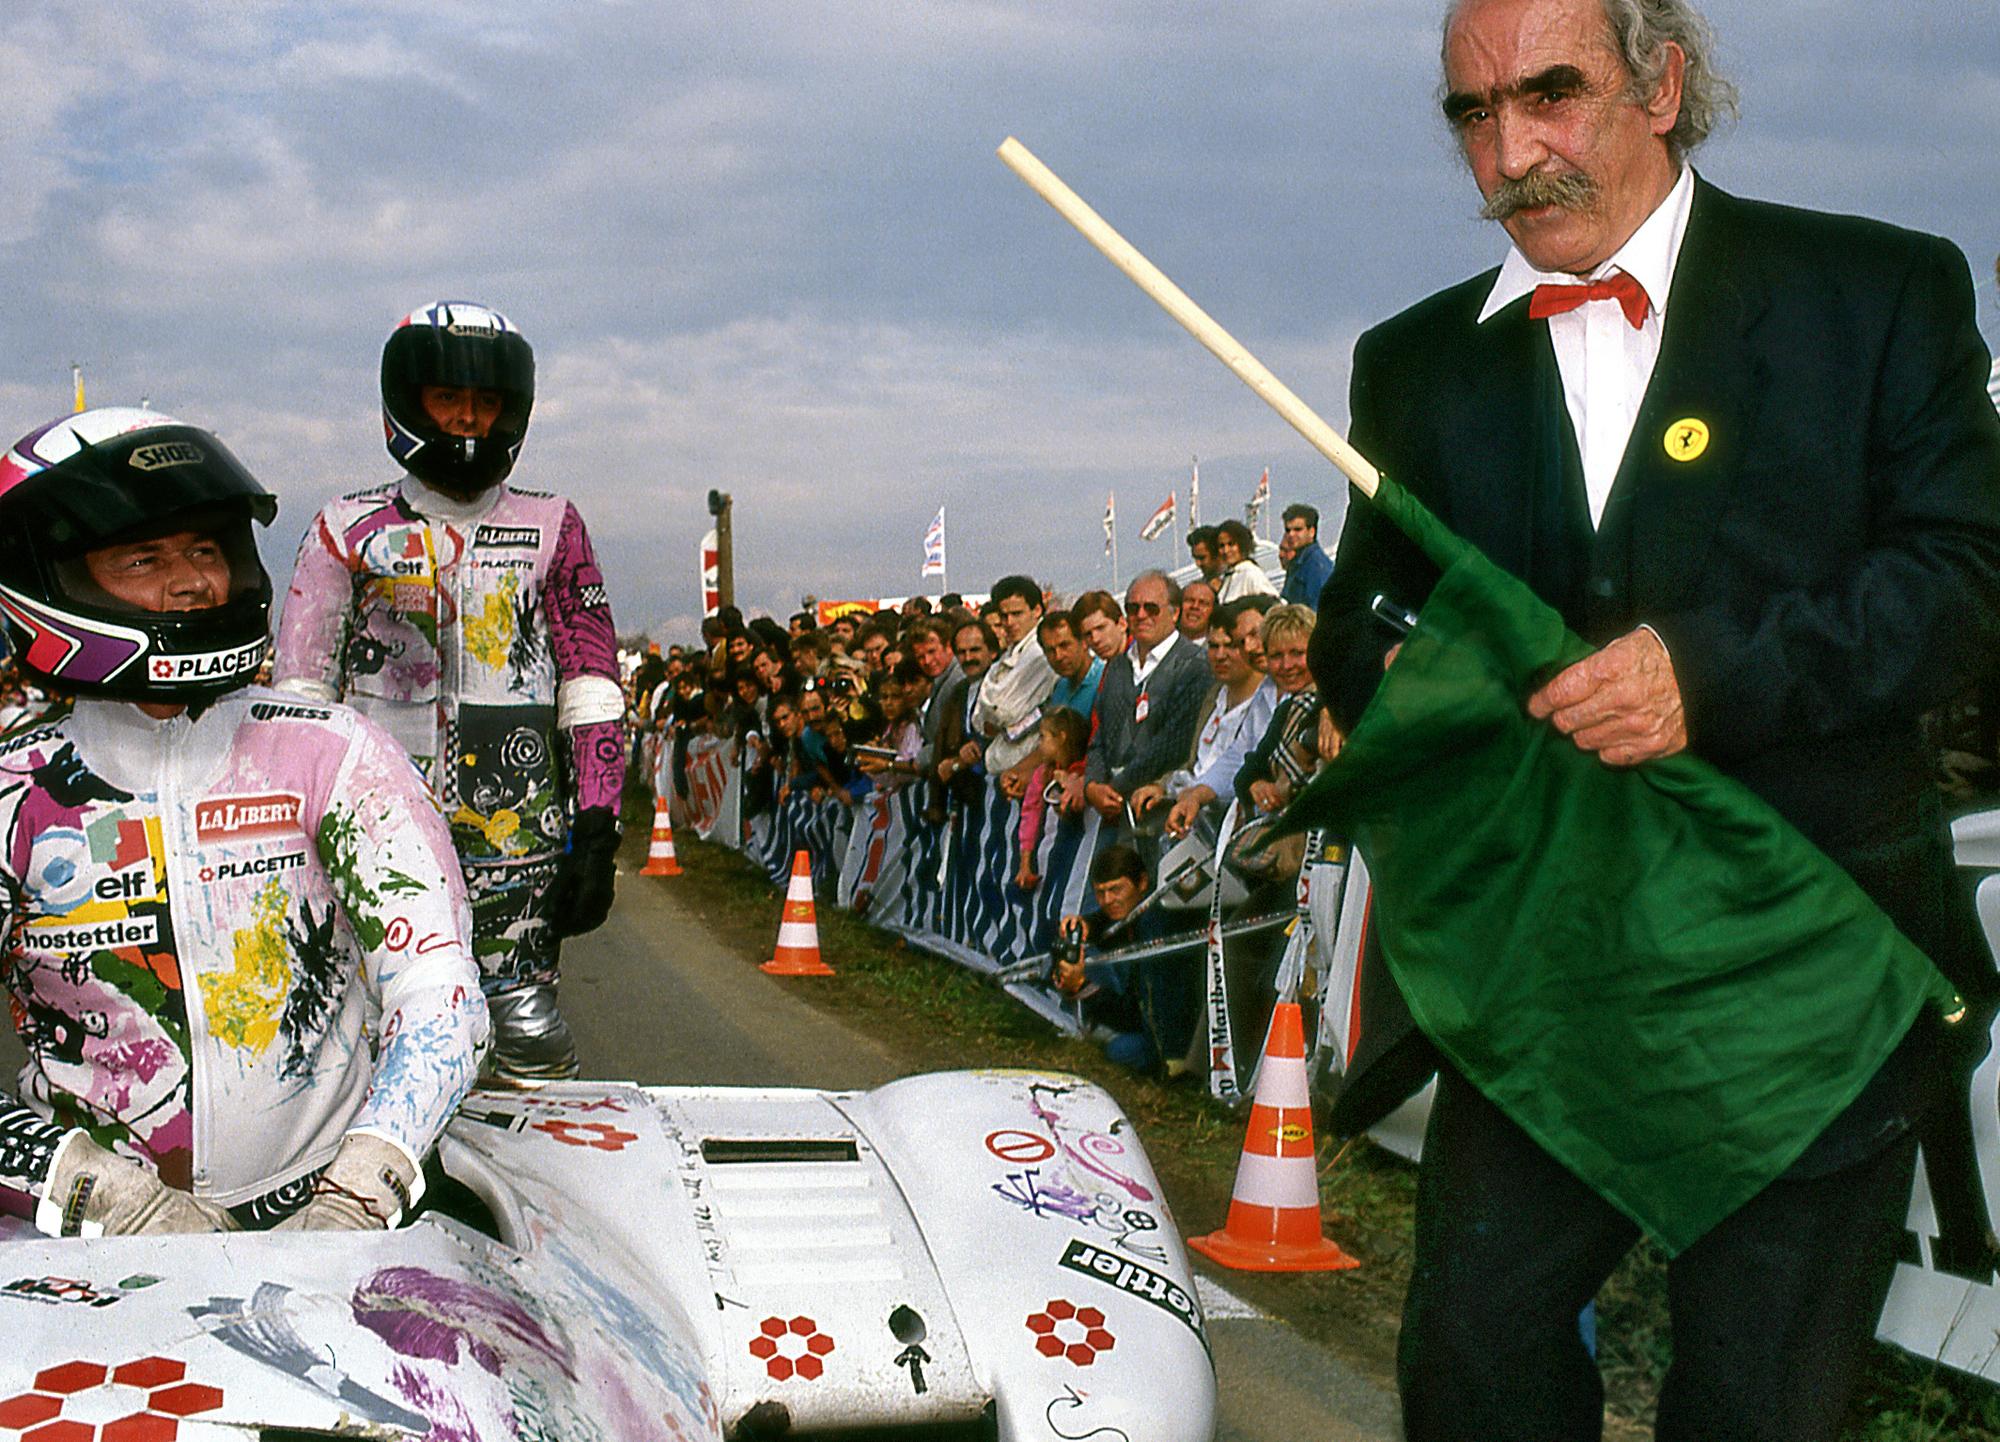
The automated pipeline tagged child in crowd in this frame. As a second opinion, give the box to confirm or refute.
[1015,708,1090,892]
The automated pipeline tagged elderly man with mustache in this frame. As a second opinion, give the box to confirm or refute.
[1310,0,2000,1437]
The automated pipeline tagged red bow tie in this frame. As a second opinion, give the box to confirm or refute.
[1527,269,1651,329]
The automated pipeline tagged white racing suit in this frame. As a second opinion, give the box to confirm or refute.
[271,477,626,998]
[0,692,487,1228]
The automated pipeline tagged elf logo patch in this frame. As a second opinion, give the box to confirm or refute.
[474,524,539,549]
[128,441,205,471]
[195,792,303,842]
[148,640,265,683]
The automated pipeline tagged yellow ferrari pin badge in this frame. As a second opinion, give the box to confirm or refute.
[1664,418,1710,462]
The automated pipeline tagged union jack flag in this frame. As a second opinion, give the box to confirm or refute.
[921,506,946,578]
[1140,490,1176,542]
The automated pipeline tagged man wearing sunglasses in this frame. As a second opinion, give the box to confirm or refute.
[1082,571,1213,828]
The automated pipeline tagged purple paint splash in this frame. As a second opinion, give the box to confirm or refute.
[353,1266,574,1380]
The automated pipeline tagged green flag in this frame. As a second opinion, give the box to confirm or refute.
[1291,474,1954,1256]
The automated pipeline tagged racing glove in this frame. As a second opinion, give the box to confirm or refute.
[40,1132,237,1237]
[548,806,620,937]
[274,1133,421,1231]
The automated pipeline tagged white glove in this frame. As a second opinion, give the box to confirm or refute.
[274,1133,421,1231]
[39,1132,237,1237]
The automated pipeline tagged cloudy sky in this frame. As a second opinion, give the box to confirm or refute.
[4,1,1997,639]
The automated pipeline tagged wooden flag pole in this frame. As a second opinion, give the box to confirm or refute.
[997,136,1381,501]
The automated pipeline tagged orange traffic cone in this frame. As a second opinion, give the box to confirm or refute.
[762,851,834,976]
[640,797,682,877]
[1188,1002,1359,1272]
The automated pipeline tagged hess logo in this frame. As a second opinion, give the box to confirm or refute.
[128,440,205,471]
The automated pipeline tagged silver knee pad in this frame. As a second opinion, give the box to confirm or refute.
[484,984,579,1082]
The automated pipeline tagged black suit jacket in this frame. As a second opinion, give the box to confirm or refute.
[1086,635,1215,795]
[1312,178,2000,1138]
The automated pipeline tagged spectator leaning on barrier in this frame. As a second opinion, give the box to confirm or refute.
[1178,578,1217,644]
[1056,845,1198,1075]
[935,617,998,809]
[1279,503,1334,606]
[1083,570,1213,825]
[1132,600,1279,839]
[1237,604,1326,815]
[974,574,1059,775]
[1214,518,1279,602]
[997,609,1104,806]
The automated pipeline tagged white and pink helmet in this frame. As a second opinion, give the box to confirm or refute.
[0,407,276,702]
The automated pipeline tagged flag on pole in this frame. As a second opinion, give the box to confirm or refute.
[921,506,947,578]
[1245,466,1270,526]
[1284,474,1954,1256]
[72,364,85,414]
[699,529,720,618]
[1102,493,1116,554]
[1188,457,1201,526]
[1140,490,1177,542]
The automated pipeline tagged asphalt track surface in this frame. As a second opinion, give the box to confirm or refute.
[0,858,1405,1441]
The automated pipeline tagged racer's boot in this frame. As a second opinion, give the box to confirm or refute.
[483,983,580,1085]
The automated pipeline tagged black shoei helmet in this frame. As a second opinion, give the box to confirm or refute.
[0,408,276,702]
[381,300,534,494]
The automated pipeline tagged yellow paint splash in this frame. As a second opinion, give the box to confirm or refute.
[205,877,290,1055]
[463,571,520,668]
[452,805,527,856]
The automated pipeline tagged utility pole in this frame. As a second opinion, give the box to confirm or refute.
[707,489,735,611]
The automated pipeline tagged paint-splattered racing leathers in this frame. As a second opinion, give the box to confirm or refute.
[273,478,625,999]
[0,692,488,1225]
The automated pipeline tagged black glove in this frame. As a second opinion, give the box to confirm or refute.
[548,808,620,937]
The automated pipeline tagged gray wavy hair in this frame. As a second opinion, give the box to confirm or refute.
[1443,0,1739,162]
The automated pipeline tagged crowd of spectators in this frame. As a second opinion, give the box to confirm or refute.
[630,510,1343,1080]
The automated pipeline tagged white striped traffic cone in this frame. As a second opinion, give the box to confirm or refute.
[640,796,682,877]
[1188,1001,1358,1272]
[761,850,834,976]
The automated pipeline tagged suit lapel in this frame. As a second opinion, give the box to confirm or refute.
[1601,179,1770,616]
[1446,298,1562,584]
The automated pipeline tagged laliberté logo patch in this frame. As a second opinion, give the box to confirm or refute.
[128,441,205,471]
[195,792,304,843]
[474,525,540,549]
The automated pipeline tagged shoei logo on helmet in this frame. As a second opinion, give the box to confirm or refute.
[147,639,265,684]
[128,441,206,471]
[446,320,498,338]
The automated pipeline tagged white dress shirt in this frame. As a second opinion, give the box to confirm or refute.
[1478,166,1696,529]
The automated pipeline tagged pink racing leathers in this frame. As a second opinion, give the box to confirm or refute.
[0,691,487,1226]
[272,477,625,994]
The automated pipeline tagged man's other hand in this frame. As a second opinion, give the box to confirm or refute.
[1526,627,1686,766]
[1127,783,1166,818]
[548,808,620,937]
[1084,781,1124,819]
